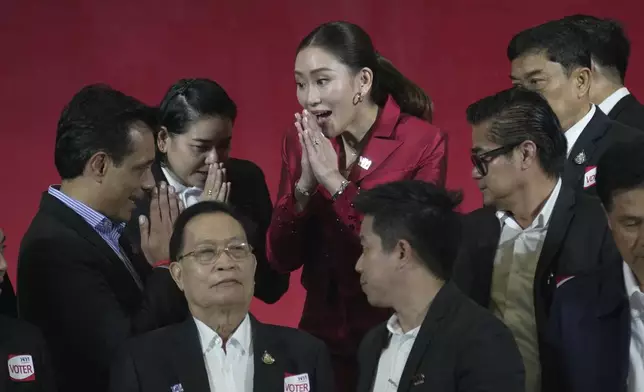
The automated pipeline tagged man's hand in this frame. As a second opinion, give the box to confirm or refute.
[139,182,184,265]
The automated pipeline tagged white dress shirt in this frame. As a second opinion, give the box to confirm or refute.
[372,314,420,392]
[565,105,596,158]
[599,87,631,115]
[491,179,562,392]
[161,166,203,207]
[623,262,644,392]
[194,314,254,392]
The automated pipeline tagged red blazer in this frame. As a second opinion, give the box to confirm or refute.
[267,97,447,357]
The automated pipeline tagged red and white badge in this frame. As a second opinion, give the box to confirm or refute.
[7,354,36,382]
[584,166,597,189]
[284,372,310,392]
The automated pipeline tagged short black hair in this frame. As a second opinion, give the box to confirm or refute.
[169,201,249,262]
[507,20,592,73]
[562,14,630,83]
[466,87,567,178]
[596,138,644,212]
[55,84,158,180]
[353,180,463,280]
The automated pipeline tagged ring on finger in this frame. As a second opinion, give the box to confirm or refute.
[313,138,320,145]
[207,189,213,196]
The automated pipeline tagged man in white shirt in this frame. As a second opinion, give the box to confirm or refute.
[562,15,644,131]
[507,19,640,195]
[109,201,333,392]
[353,180,524,392]
[547,138,644,392]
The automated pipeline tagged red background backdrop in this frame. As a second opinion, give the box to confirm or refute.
[1,0,642,327]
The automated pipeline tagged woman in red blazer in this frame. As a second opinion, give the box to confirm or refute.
[267,21,447,392]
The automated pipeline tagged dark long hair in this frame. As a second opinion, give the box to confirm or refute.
[297,21,433,122]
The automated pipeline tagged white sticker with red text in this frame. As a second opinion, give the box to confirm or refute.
[8,354,35,382]
[285,372,310,392]
[584,166,597,189]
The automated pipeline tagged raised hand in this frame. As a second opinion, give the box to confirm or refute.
[299,110,342,189]
[294,112,317,193]
[200,162,230,203]
[139,182,185,264]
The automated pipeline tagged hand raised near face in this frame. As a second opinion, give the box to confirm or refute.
[200,162,230,203]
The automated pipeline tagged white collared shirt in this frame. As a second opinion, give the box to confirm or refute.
[373,314,420,392]
[194,314,254,392]
[623,262,644,392]
[565,105,596,158]
[161,166,203,207]
[599,87,631,115]
[491,178,562,392]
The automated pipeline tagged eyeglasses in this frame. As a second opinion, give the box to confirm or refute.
[177,242,253,265]
[471,143,521,177]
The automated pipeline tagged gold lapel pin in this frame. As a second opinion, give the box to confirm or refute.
[262,350,275,365]
[412,373,425,386]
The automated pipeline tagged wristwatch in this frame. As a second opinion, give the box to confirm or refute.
[332,180,350,201]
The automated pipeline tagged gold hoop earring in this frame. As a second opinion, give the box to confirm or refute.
[352,92,364,106]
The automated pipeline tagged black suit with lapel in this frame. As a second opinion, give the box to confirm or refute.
[0,276,17,317]
[607,94,644,131]
[453,184,623,391]
[0,316,57,392]
[125,158,289,305]
[564,107,641,195]
[109,315,335,392]
[17,192,187,392]
[356,282,524,392]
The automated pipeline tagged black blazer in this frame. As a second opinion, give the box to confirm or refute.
[356,282,524,392]
[453,184,622,391]
[546,264,630,392]
[0,276,17,317]
[17,192,187,392]
[0,315,57,392]
[109,315,335,392]
[126,158,289,304]
[564,107,641,195]
[607,94,644,131]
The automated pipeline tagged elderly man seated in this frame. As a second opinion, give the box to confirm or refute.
[109,201,333,392]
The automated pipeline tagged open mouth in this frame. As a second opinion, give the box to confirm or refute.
[313,110,332,123]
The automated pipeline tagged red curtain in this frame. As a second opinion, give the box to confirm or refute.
[1,0,642,327]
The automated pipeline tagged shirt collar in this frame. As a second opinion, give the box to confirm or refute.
[496,178,562,231]
[386,313,420,337]
[161,166,190,194]
[598,87,630,115]
[194,314,252,355]
[565,105,596,157]
[623,261,642,299]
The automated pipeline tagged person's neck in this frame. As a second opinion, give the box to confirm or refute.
[630,263,644,293]
[341,101,380,149]
[393,270,444,333]
[59,180,105,214]
[591,78,625,105]
[501,175,558,229]
[562,102,592,131]
[192,305,247,343]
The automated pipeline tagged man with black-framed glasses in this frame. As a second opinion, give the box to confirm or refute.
[109,201,334,392]
[453,87,623,392]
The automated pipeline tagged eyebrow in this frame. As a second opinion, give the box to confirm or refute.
[193,136,232,144]
[134,158,155,170]
[295,67,334,76]
[510,69,543,81]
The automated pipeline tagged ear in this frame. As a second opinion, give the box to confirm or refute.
[157,126,170,153]
[169,262,185,291]
[394,239,414,270]
[518,140,538,170]
[573,67,592,98]
[355,67,374,97]
[86,152,111,182]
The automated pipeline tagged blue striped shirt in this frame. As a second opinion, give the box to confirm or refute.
[48,186,143,289]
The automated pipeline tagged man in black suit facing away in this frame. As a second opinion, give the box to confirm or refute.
[18,85,187,392]
[454,87,623,392]
[110,201,334,392]
[508,20,640,195]
[547,139,644,392]
[1,234,57,392]
[562,15,644,131]
[353,181,524,392]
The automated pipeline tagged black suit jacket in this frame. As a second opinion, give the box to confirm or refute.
[109,315,335,392]
[453,184,622,391]
[125,158,289,304]
[0,276,17,317]
[546,264,629,392]
[564,107,641,195]
[608,94,644,131]
[0,315,57,392]
[356,282,524,392]
[17,192,187,392]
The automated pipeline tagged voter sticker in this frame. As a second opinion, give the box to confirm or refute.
[284,372,310,392]
[8,354,36,382]
[584,166,597,189]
